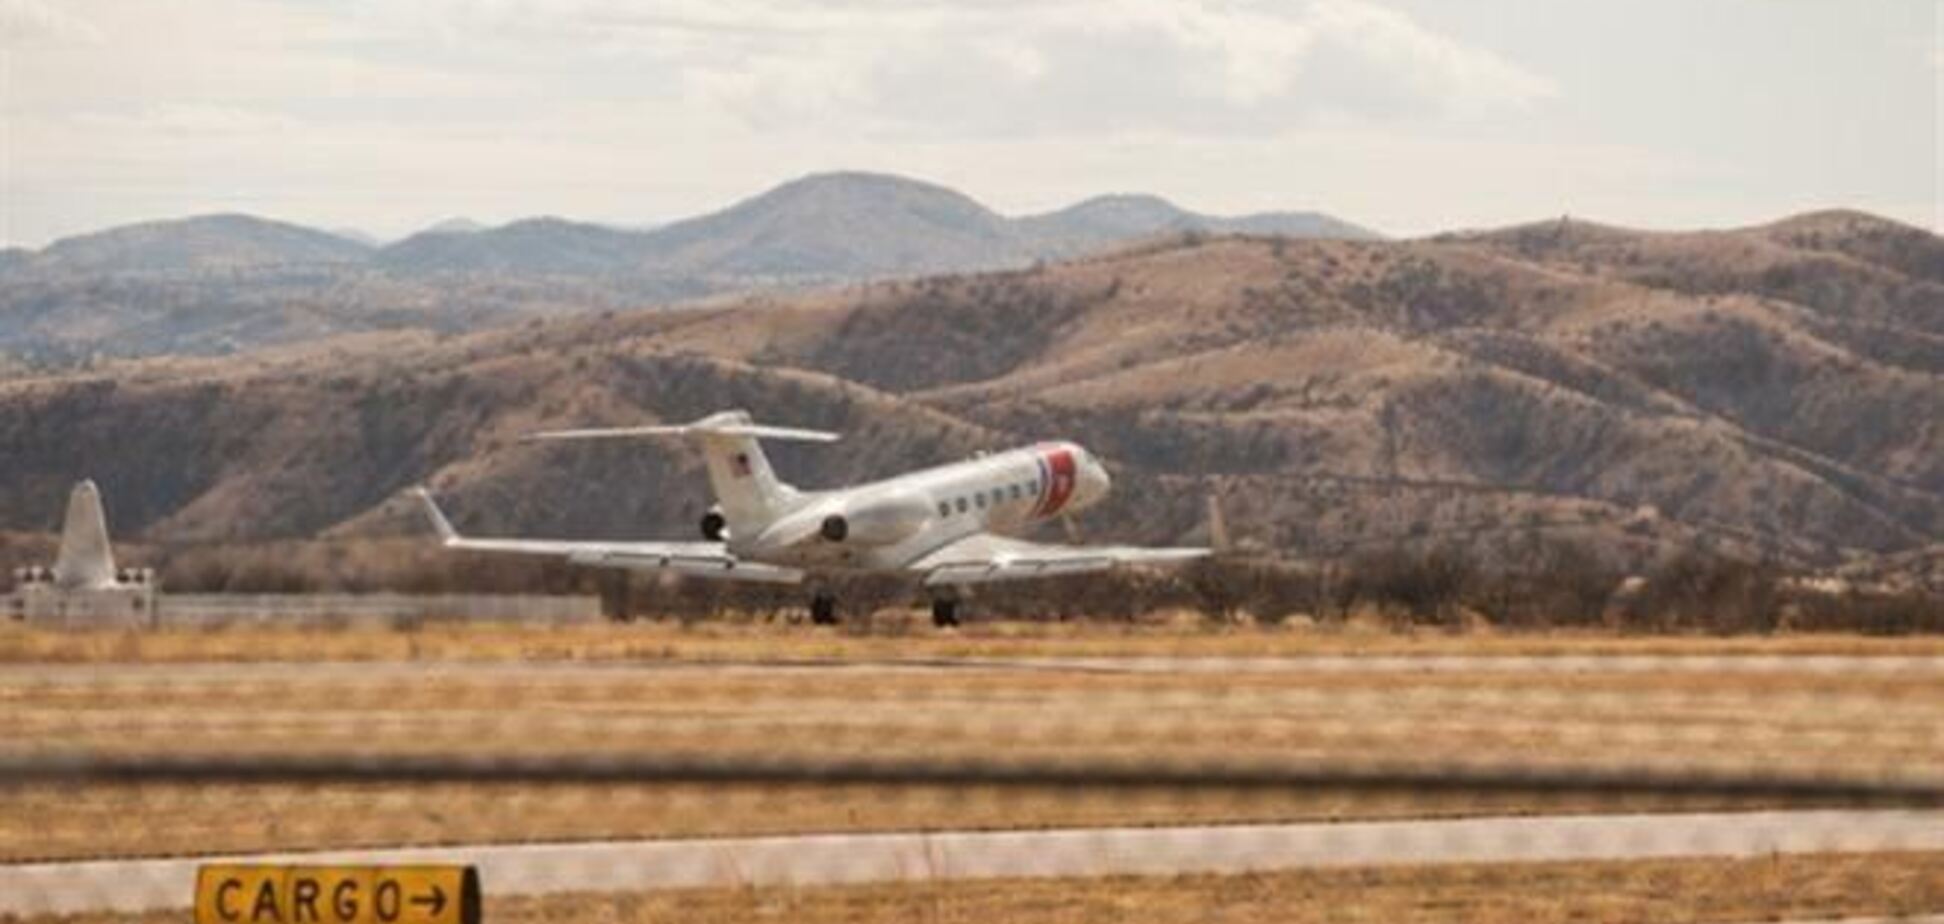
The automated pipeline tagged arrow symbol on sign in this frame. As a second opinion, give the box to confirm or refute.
[411,886,446,916]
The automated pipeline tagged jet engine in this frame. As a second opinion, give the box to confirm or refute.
[814,493,934,547]
[699,506,728,541]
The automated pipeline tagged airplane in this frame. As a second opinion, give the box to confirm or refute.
[414,410,1209,626]
[12,479,151,592]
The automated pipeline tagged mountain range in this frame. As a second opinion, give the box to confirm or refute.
[0,205,1937,586]
[0,172,1374,362]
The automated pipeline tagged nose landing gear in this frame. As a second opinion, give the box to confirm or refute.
[930,595,961,629]
[809,592,839,626]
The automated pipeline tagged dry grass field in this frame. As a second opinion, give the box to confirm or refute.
[3,631,1938,862]
[6,621,1944,664]
[15,853,1944,924]
[439,852,1944,924]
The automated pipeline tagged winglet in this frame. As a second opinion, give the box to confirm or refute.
[412,487,459,543]
[1206,493,1231,553]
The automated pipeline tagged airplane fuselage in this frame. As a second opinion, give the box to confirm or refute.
[730,441,1111,572]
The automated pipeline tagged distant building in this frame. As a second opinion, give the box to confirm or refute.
[6,480,602,630]
[7,480,156,628]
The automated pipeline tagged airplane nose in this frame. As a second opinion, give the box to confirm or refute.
[1084,453,1111,502]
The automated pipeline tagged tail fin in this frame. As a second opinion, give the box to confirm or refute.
[51,480,117,590]
[524,410,837,534]
[412,486,460,544]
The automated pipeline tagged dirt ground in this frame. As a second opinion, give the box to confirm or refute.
[13,853,1944,924]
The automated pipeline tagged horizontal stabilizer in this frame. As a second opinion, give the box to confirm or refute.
[523,410,838,444]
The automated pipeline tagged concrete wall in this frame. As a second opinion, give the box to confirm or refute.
[7,592,602,629]
[157,593,604,627]
[7,585,158,629]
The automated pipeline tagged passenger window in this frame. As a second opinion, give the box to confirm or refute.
[975,493,987,509]
[1009,484,1022,500]
[956,497,968,513]
[938,501,951,518]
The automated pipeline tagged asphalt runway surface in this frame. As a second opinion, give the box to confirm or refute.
[2,810,1942,915]
[7,652,1944,686]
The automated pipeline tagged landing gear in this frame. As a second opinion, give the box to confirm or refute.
[930,596,961,629]
[809,592,839,626]
[599,571,634,623]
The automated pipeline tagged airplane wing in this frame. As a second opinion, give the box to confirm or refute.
[908,532,1209,586]
[412,488,804,584]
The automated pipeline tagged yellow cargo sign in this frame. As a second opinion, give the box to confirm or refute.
[195,865,479,924]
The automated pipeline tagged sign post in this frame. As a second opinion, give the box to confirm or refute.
[195,865,479,924]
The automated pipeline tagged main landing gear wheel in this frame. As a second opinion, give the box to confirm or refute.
[810,593,839,626]
[931,597,961,629]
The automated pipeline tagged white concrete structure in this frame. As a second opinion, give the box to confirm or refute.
[153,593,601,627]
[3,480,600,629]
[7,480,155,628]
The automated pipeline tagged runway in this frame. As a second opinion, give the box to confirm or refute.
[3,809,1942,916]
[7,652,1944,686]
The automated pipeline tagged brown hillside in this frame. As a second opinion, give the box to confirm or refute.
[0,215,1938,576]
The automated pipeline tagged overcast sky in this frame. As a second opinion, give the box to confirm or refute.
[0,0,1936,246]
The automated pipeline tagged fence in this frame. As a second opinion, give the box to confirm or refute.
[154,592,604,627]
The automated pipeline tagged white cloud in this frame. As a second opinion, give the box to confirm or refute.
[328,0,1557,136]
[0,0,104,44]
[70,104,303,137]
[1303,0,1557,115]
[3,0,1923,246]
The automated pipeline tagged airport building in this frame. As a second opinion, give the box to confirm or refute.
[5,480,600,629]
[8,570,158,628]
[5,480,157,629]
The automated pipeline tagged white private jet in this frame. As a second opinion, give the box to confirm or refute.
[415,410,1207,626]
